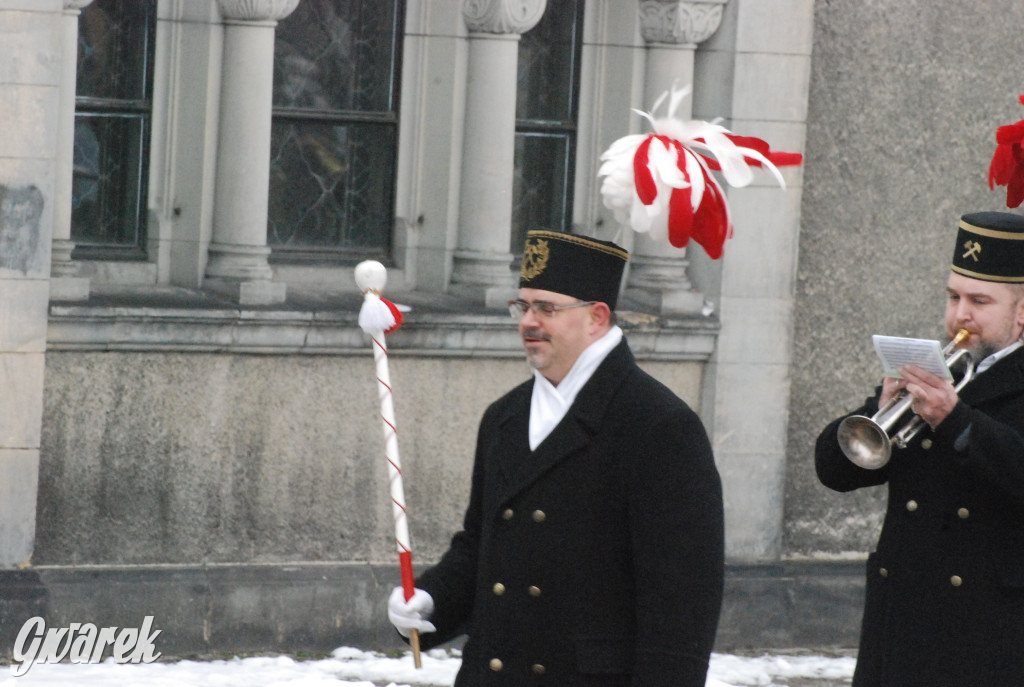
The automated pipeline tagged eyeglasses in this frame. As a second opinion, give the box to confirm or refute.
[508,299,594,320]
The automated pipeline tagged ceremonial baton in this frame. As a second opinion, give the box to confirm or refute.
[354,260,422,669]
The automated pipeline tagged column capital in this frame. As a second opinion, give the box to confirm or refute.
[462,0,547,35]
[64,0,94,10]
[638,0,726,46]
[217,0,301,23]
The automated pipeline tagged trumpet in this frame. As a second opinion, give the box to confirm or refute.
[837,328,974,469]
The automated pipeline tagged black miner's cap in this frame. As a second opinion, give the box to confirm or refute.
[952,212,1024,283]
[519,230,629,309]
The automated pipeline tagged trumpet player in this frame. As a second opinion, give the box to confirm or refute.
[815,211,1024,686]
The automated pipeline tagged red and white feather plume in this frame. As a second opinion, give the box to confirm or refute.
[598,85,803,260]
[988,95,1024,209]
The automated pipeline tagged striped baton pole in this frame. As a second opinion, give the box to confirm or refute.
[354,260,422,669]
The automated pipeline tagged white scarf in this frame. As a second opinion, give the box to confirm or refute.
[528,326,623,450]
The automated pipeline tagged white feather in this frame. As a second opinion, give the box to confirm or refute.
[646,138,688,189]
[682,150,708,211]
[358,292,398,335]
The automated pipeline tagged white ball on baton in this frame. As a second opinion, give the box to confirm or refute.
[354,260,387,293]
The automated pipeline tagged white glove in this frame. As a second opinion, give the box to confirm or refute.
[387,586,437,638]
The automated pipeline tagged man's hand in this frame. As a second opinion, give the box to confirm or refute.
[387,587,437,638]
[898,364,958,429]
[879,375,903,408]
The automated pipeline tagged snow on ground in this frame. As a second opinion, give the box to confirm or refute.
[0,646,855,686]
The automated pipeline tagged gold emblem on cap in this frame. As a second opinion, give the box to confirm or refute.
[521,238,549,280]
[962,240,982,262]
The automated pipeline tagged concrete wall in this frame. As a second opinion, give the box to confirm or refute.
[784,0,1024,557]
[36,350,705,567]
[0,1,60,570]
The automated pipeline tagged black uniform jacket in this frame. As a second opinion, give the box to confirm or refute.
[816,345,1024,686]
[416,340,725,687]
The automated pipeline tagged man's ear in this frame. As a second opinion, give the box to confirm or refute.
[589,301,612,330]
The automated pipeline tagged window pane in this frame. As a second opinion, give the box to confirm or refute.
[270,0,403,260]
[71,114,147,249]
[512,132,572,249]
[77,0,153,102]
[274,0,400,113]
[516,1,581,123]
[268,121,396,256]
[73,0,154,256]
[512,1,583,251]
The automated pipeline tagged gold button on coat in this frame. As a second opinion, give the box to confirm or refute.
[957,507,970,519]
[906,500,918,511]
[951,575,963,587]
[492,582,505,595]
[528,585,542,597]
[920,438,933,449]
[532,664,546,674]
[879,568,889,578]
[532,510,546,523]
[502,508,514,520]
[489,658,503,671]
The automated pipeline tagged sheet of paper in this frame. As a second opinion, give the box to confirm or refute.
[871,335,952,380]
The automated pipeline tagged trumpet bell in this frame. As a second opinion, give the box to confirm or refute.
[837,415,892,469]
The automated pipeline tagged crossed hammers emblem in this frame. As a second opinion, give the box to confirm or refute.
[962,240,982,262]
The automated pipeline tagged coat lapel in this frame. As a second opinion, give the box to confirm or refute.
[499,340,636,504]
[491,382,533,488]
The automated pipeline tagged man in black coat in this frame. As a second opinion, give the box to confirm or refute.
[816,212,1024,686]
[388,230,724,686]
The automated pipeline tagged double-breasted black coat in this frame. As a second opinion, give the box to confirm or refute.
[815,346,1024,686]
[416,340,724,687]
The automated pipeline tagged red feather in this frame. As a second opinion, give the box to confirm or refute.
[694,135,803,171]
[382,298,403,335]
[995,121,1024,145]
[1008,146,1024,208]
[690,168,730,260]
[633,136,659,204]
[667,184,694,248]
[987,97,1024,208]
[765,151,804,167]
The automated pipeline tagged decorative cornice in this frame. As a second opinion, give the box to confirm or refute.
[462,0,547,35]
[639,0,726,46]
[217,0,301,23]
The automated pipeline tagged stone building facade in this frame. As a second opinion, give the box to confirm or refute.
[0,0,1021,658]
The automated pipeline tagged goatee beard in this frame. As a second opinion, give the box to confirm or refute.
[969,340,999,362]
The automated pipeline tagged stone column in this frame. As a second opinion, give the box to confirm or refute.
[50,0,94,302]
[450,0,546,308]
[624,0,725,315]
[0,4,62,568]
[205,0,300,305]
[697,0,811,561]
